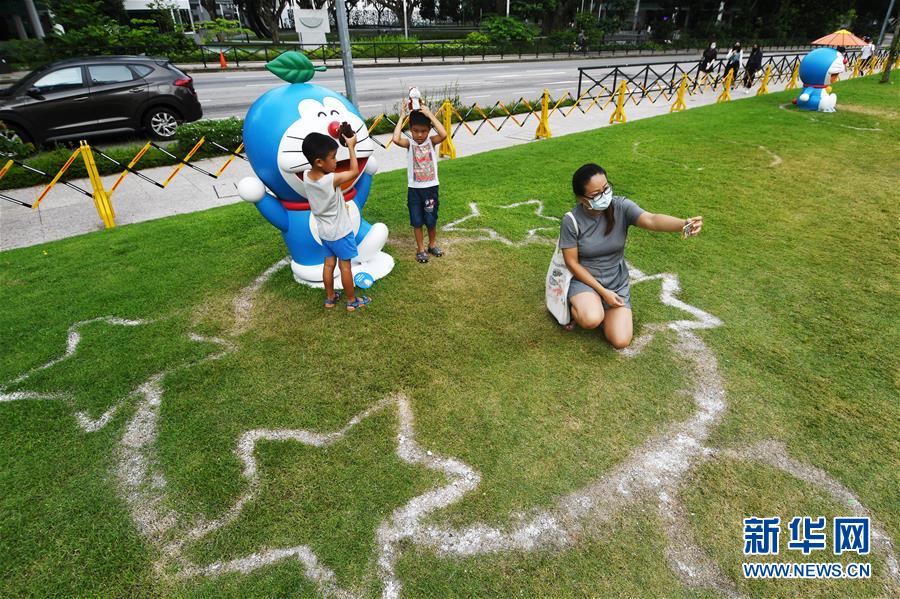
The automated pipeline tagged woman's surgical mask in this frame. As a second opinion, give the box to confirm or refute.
[586,186,613,210]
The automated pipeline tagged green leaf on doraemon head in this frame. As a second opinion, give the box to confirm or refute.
[265,51,327,83]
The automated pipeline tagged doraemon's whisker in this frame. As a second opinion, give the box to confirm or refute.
[281,150,305,153]
[287,135,305,141]
[289,161,310,169]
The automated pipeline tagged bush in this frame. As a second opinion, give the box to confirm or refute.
[0,122,36,158]
[465,31,491,45]
[481,16,538,43]
[174,118,243,157]
[44,17,196,61]
[0,39,51,70]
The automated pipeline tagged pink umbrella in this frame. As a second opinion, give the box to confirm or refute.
[811,29,867,47]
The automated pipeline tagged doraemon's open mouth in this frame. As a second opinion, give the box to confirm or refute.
[297,157,368,201]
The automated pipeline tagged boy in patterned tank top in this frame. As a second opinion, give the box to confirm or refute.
[392,102,447,263]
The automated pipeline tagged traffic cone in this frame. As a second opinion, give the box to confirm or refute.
[219,51,228,69]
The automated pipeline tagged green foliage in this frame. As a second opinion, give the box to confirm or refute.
[44,16,196,58]
[481,16,539,43]
[173,118,244,157]
[0,39,51,69]
[44,0,126,30]
[0,122,35,158]
[465,31,491,45]
[196,18,252,43]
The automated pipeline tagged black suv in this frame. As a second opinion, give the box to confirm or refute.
[0,56,202,145]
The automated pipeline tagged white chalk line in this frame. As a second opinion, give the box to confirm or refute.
[777,103,883,131]
[4,248,899,595]
[232,257,291,335]
[441,200,559,247]
[1,317,147,431]
[717,441,900,587]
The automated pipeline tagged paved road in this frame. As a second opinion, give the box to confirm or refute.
[194,52,724,119]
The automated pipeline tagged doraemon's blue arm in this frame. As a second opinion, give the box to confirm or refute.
[237,176,288,231]
[254,194,289,232]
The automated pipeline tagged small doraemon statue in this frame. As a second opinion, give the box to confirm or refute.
[237,52,393,287]
[793,48,845,112]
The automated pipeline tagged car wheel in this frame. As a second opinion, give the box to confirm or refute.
[144,107,181,140]
[0,121,32,146]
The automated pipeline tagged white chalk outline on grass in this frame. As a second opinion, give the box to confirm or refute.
[777,103,883,131]
[3,242,898,596]
[632,140,705,171]
[441,200,559,246]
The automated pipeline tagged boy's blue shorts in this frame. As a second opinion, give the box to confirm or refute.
[321,232,358,261]
[408,185,439,229]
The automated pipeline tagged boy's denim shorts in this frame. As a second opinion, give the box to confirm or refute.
[407,185,439,229]
[321,232,358,261]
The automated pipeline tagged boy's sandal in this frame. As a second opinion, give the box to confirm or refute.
[427,245,444,257]
[416,251,429,263]
[563,322,576,331]
[324,291,342,308]
[346,296,372,312]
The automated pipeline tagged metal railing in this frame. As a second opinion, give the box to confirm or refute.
[191,39,813,68]
[576,50,883,107]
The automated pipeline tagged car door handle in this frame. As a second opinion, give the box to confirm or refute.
[129,88,144,93]
[74,96,88,101]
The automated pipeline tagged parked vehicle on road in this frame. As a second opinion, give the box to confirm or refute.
[0,56,202,146]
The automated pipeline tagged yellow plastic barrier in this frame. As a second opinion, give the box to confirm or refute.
[670,74,688,112]
[609,81,628,124]
[80,141,115,228]
[32,146,82,208]
[756,64,772,96]
[716,71,734,103]
[534,89,552,139]
[438,101,457,159]
[163,137,206,187]
[785,63,800,91]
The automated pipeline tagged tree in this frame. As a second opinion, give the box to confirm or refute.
[46,0,127,30]
[371,0,420,29]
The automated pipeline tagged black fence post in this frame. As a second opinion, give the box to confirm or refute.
[373,42,377,64]
[420,42,424,63]
[577,68,583,99]
[397,43,401,63]
[232,46,239,67]
[441,42,445,62]
[264,46,269,62]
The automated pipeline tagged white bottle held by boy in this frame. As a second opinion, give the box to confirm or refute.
[408,87,421,111]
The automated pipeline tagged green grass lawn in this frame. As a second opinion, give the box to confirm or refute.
[1,74,897,597]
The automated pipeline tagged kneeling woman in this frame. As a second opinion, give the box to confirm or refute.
[560,164,702,348]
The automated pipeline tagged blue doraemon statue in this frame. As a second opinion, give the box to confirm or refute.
[794,48,845,112]
[238,52,393,287]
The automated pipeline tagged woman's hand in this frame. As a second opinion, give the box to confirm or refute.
[684,216,703,238]
[600,288,625,308]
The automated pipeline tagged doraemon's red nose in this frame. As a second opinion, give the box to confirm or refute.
[327,121,341,138]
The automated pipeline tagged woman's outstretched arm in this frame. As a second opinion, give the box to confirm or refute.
[636,212,703,236]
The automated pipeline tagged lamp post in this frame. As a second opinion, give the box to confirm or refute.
[403,0,409,38]
[334,0,357,103]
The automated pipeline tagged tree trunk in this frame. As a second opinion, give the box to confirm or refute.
[879,8,900,83]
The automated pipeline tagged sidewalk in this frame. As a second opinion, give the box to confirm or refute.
[0,78,792,252]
